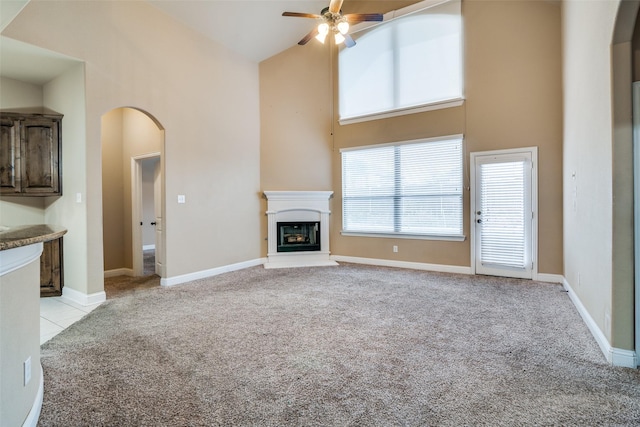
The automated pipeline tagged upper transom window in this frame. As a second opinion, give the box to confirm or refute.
[338,0,463,124]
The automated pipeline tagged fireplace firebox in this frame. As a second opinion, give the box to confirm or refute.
[277,222,320,252]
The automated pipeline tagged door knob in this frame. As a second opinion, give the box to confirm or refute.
[477,219,482,223]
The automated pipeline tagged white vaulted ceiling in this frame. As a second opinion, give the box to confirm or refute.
[147,0,331,63]
[0,0,419,85]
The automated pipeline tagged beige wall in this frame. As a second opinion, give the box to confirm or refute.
[101,109,125,271]
[0,76,42,109]
[463,0,563,275]
[562,0,636,350]
[611,39,635,350]
[259,41,333,255]
[262,1,563,273]
[4,0,261,287]
[0,255,41,427]
[43,63,90,295]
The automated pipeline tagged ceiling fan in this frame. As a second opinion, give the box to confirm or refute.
[282,0,383,48]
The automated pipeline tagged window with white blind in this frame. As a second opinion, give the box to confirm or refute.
[338,0,463,124]
[341,135,464,240]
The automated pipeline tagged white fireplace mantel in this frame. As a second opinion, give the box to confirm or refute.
[263,191,338,269]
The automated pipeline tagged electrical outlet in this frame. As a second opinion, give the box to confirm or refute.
[393,245,398,253]
[177,195,186,204]
[24,356,31,386]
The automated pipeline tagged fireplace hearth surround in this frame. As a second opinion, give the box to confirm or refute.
[264,191,338,269]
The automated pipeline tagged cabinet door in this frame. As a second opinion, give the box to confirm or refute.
[40,238,64,297]
[21,117,61,195]
[0,118,21,194]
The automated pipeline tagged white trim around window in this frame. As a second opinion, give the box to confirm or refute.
[340,134,465,241]
[339,98,464,126]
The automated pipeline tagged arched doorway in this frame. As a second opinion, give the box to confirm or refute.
[101,107,165,280]
[612,0,640,367]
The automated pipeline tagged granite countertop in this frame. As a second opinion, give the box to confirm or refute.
[0,225,67,251]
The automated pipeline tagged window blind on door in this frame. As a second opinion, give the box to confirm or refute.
[479,161,526,269]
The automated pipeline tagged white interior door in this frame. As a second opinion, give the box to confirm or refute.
[153,159,163,277]
[471,148,537,279]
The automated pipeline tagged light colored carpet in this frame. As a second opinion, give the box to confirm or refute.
[38,264,640,426]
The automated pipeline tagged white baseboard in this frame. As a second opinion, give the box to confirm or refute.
[562,277,638,368]
[535,273,564,283]
[160,258,266,287]
[611,348,638,368]
[104,268,134,278]
[61,286,106,306]
[331,255,473,275]
[22,364,43,427]
[143,245,155,251]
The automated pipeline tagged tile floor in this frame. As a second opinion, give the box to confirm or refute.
[40,297,102,344]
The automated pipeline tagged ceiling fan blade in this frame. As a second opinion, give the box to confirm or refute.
[344,34,356,48]
[282,12,322,19]
[328,0,344,14]
[345,13,384,24]
[298,27,319,45]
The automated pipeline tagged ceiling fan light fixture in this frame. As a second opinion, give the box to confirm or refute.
[318,22,330,35]
[283,0,381,48]
[337,21,349,34]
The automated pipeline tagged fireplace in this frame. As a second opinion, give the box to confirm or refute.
[277,222,320,252]
[264,191,338,268]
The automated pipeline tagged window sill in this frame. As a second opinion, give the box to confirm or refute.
[340,231,466,242]
[339,98,464,126]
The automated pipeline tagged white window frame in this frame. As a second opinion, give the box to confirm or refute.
[340,134,465,241]
[338,0,464,125]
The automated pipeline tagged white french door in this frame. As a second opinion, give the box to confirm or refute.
[471,148,537,279]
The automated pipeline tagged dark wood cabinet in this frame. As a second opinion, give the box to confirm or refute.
[0,116,20,193]
[0,112,62,196]
[40,237,64,297]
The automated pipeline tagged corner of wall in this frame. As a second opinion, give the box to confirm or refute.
[562,276,638,368]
